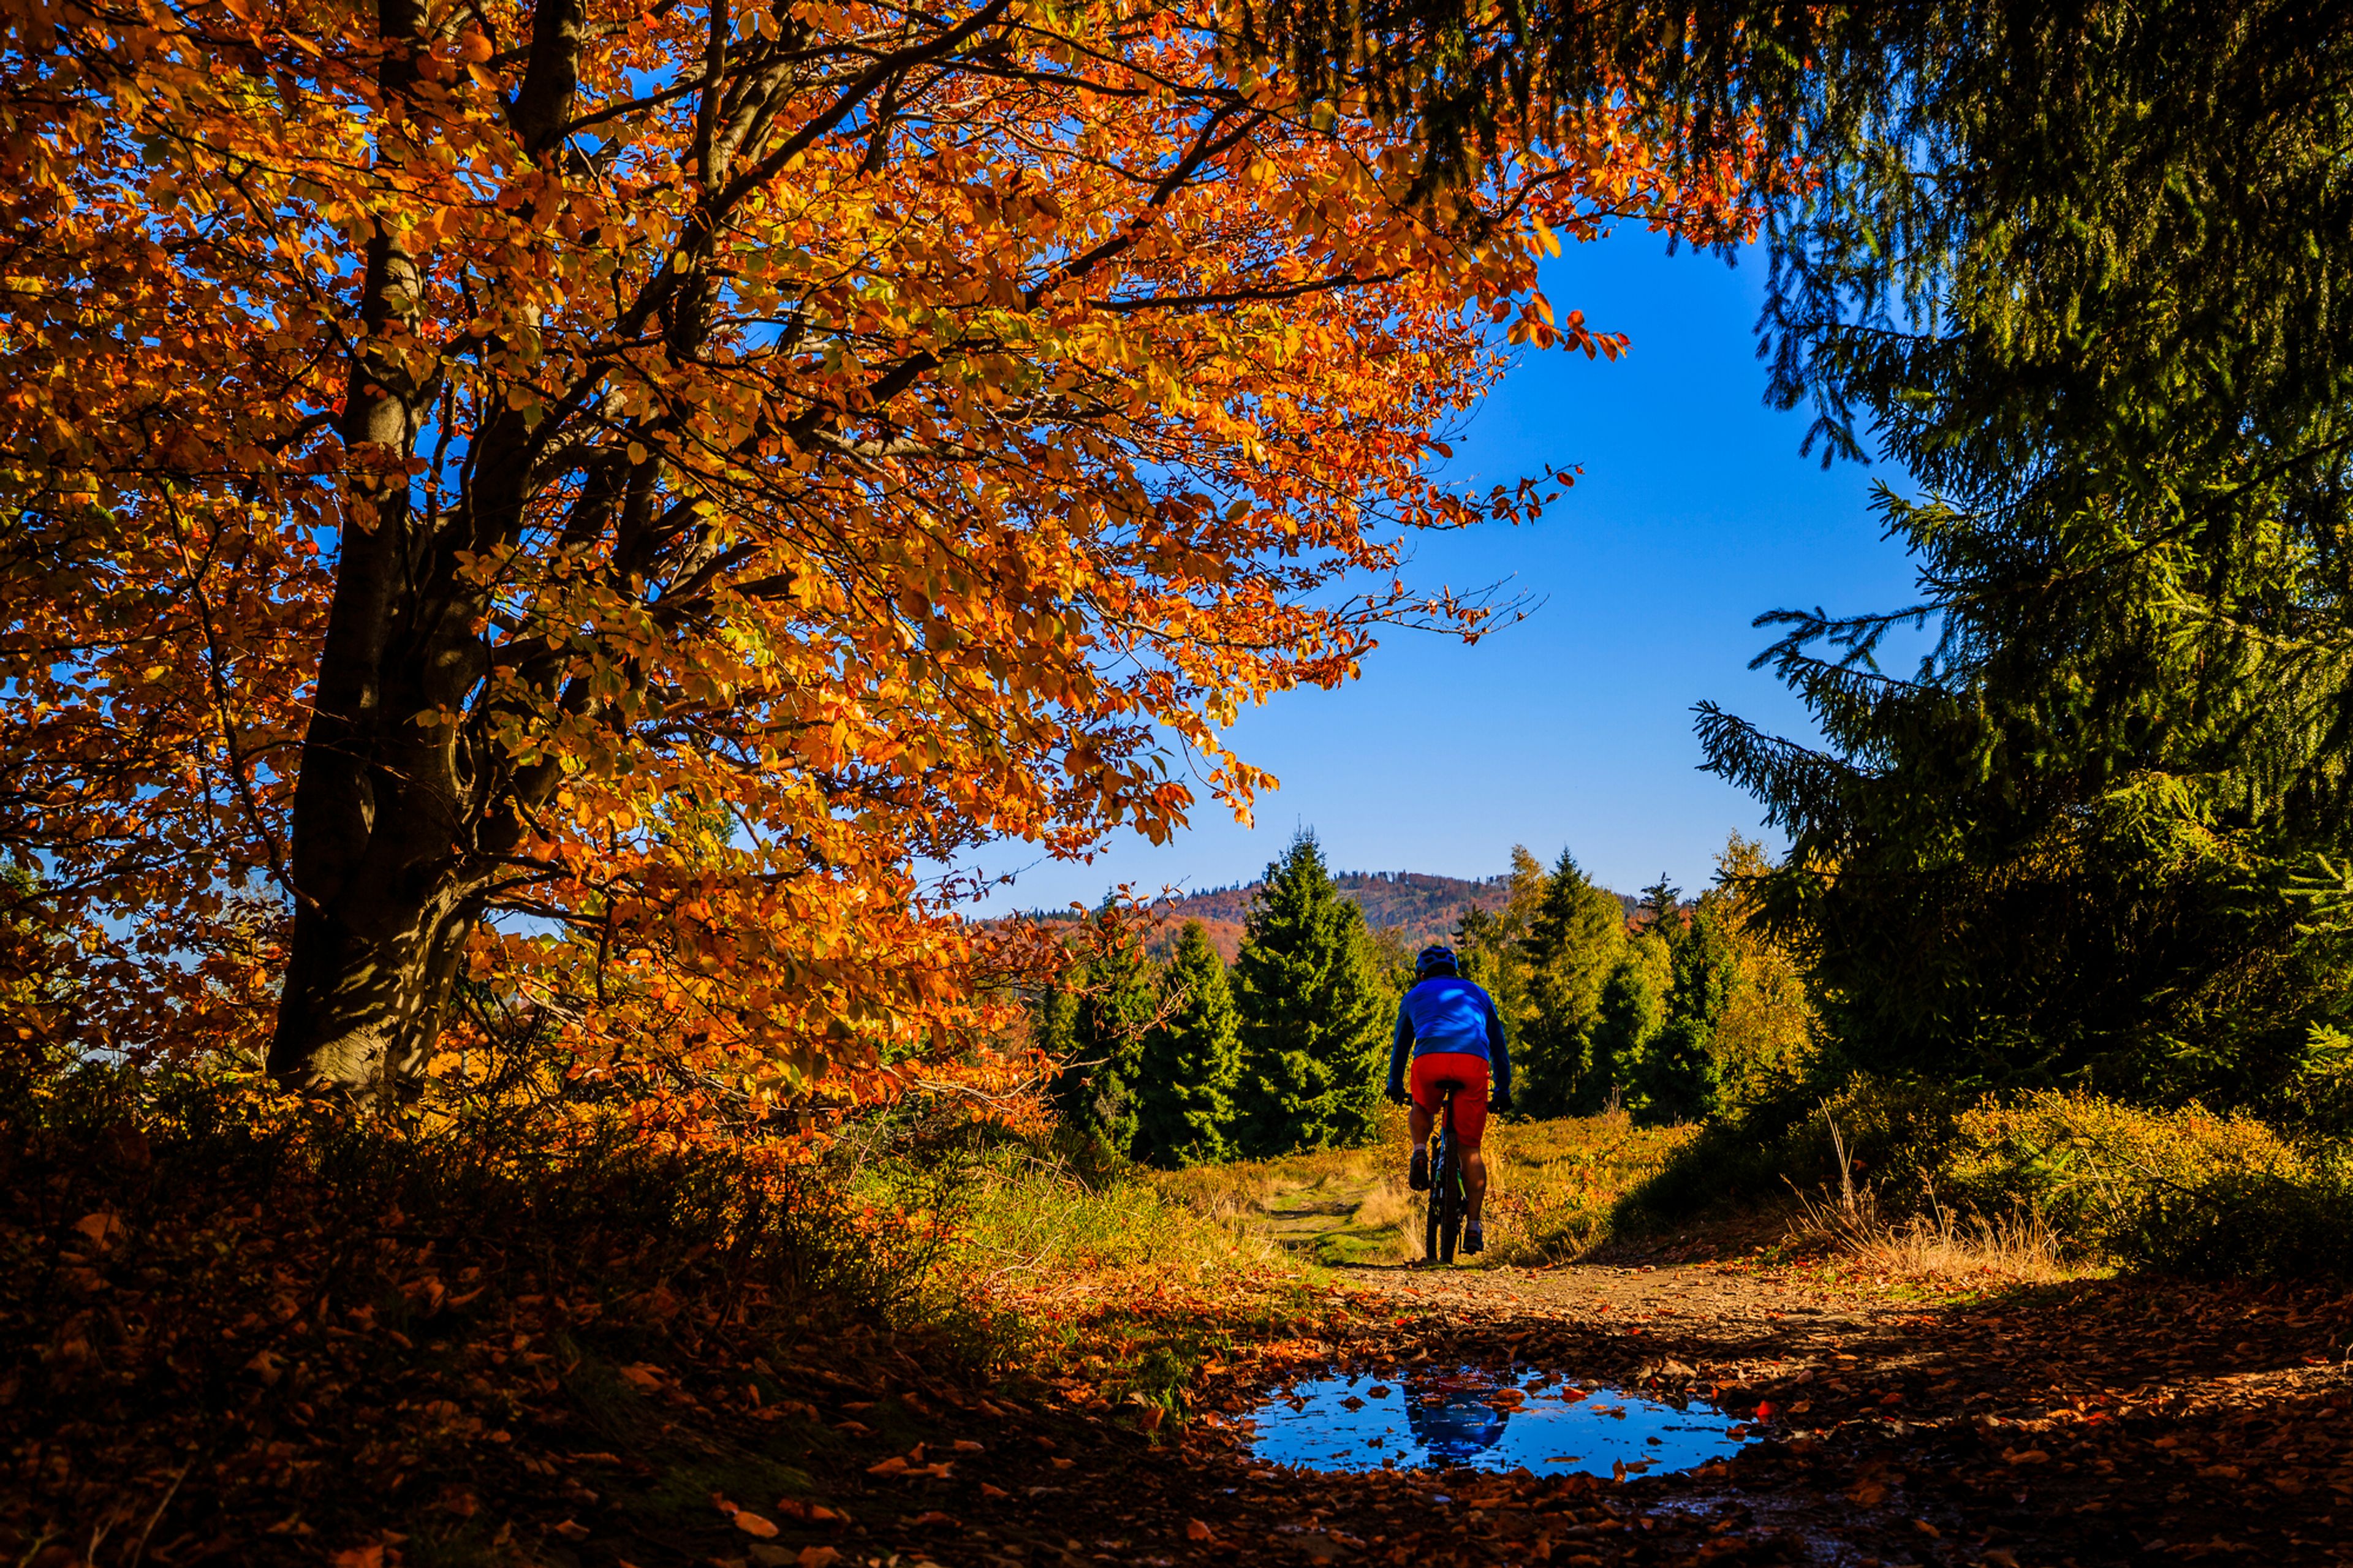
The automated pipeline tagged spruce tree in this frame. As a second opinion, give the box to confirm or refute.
[1638,876,1683,939]
[1518,848,1628,1115]
[1631,903,1740,1124]
[1041,906,1156,1159]
[1132,922,1243,1167]
[1246,1,2353,1107]
[1231,831,1388,1154]
[1589,932,1670,1109]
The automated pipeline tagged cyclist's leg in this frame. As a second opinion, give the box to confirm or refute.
[1404,1055,1445,1188]
[1452,1061,1491,1225]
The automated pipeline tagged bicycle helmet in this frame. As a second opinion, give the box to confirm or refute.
[1414,944,1458,979]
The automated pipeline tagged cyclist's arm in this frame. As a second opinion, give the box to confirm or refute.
[1483,992,1512,1102]
[1386,1001,1414,1100]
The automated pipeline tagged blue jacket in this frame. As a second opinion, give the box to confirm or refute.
[1385,975,1512,1101]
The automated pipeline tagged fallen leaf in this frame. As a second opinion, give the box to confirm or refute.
[72,1211,123,1248]
[554,1520,589,1541]
[798,1549,841,1568]
[735,1512,780,1538]
[1186,1520,1214,1542]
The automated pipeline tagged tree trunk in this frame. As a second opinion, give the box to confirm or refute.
[267,0,481,1093]
[263,0,622,1089]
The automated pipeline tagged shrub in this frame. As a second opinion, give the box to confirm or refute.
[1941,1091,2353,1277]
[1617,1079,2353,1279]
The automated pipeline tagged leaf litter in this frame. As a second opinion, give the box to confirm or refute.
[9,1124,2353,1567]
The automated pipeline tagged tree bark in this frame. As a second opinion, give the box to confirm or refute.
[268,0,491,1092]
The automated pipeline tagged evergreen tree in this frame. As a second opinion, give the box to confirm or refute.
[1358,922,1417,1018]
[1589,931,1670,1109]
[1631,903,1740,1124]
[1132,922,1243,1166]
[1518,848,1628,1114]
[1637,876,1683,939]
[1676,3,2353,1105]
[1231,831,1388,1154]
[1040,906,1156,1159]
[1249,1,2353,1107]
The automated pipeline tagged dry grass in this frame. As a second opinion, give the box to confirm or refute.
[1481,1111,1697,1265]
[1785,1184,2080,1285]
[1351,1170,1423,1260]
[1149,1111,1694,1268]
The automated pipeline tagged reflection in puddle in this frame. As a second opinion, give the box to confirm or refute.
[1247,1366,1752,1479]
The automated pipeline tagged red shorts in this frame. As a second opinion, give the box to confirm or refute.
[1409,1052,1488,1145]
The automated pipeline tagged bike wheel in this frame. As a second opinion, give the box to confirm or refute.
[1422,1148,1442,1263]
[1434,1126,1463,1264]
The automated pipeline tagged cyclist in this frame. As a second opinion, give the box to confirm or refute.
[1384,944,1512,1255]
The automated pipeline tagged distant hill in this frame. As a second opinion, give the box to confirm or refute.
[1126,871,1507,961]
[1024,869,1637,963]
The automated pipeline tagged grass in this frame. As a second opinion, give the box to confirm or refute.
[1150,1108,1697,1268]
[864,1137,1333,1430]
[1480,1112,1697,1264]
[1781,1184,2081,1287]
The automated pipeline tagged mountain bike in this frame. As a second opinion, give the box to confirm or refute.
[1423,1080,1467,1264]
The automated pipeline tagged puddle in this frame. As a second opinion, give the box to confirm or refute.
[1246,1366,1754,1479]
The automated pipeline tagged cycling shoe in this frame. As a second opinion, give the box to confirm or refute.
[1408,1148,1430,1191]
[1463,1222,1485,1255]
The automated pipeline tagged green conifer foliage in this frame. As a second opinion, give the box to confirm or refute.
[1683,3,2353,1104]
[1518,848,1629,1114]
[1132,922,1243,1167]
[1590,931,1670,1108]
[1632,903,1740,1123]
[1041,908,1156,1159]
[1231,831,1388,1154]
[1243,0,2353,1109]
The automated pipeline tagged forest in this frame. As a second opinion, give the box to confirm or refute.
[5,0,2353,1564]
[1037,831,1813,1165]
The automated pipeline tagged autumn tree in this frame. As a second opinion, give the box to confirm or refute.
[0,0,1756,1100]
[1231,831,1386,1153]
[1703,835,1819,1110]
[1131,920,1241,1165]
[1455,844,1545,1047]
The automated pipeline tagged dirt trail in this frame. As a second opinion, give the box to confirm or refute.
[870,1257,2353,1568]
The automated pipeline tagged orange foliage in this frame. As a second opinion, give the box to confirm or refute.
[0,0,1757,1104]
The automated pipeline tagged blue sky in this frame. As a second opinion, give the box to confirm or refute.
[966,230,1925,912]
